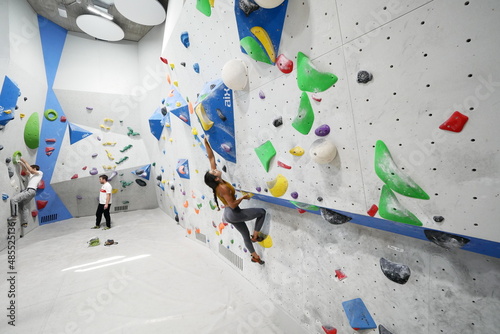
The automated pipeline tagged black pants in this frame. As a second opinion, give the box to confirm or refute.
[223,206,266,253]
[95,204,111,228]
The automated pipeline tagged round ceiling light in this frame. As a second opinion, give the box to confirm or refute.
[115,0,166,26]
[76,15,125,41]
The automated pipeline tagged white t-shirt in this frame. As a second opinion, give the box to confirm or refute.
[27,171,43,190]
[99,182,112,204]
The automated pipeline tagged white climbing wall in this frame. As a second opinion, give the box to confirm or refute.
[159,0,500,332]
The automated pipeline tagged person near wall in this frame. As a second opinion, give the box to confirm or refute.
[203,137,267,265]
[10,158,43,228]
[91,174,112,230]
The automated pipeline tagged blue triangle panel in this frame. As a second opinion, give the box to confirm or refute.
[0,76,21,126]
[35,89,71,224]
[149,107,166,140]
[69,123,93,145]
[132,164,151,180]
[35,184,73,225]
[38,15,67,88]
[176,159,190,179]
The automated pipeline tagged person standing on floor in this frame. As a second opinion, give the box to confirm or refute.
[10,158,43,227]
[92,174,112,230]
[203,137,267,265]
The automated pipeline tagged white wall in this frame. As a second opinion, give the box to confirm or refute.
[157,0,500,332]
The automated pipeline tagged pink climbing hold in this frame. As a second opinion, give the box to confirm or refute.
[277,161,292,169]
[367,204,378,217]
[36,200,48,210]
[276,54,293,74]
[439,111,469,132]
[221,143,231,152]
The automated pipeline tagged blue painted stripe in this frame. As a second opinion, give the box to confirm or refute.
[239,190,500,259]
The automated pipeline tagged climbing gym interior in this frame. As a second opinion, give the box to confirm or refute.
[1,0,500,333]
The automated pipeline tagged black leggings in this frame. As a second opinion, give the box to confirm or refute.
[96,204,111,228]
[223,206,266,253]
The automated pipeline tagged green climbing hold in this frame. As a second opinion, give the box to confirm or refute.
[290,201,319,211]
[297,52,338,92]
[196,0,211,16]
[374,140,429,200]
[209,200,217,210]
[292,92,315,135]
[379,185,423,226]
[12,151,22,164]
[240,36,272,64]
[44,109,58,121]
[254,140,276,172]
[24,113,40,149]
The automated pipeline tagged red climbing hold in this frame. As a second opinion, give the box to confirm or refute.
[367,204,378,217]
[36,200,48,210]
[38,180,45,189]
[335,269,347,281]
[322,326,337,334]
[71,174,78,179]
[21,170,27,176]
[439,111,469,132]
[276,54,293,74]
[160,57,168,64]
[277,161,292,169]
[60,116,67,122]
[45,138,56,143]
[31,210,38,217]
[297,208,306,214]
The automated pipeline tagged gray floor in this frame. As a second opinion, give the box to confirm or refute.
[1,208,307,334]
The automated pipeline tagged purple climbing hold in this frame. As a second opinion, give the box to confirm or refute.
[259,90,265,99]
[89,168,98,175]
[76,195,83,200]
[108,171,118,181]
[256,187,262,192]
[221,143,232,152]
[315,124,330,137]
[291,191,298,199]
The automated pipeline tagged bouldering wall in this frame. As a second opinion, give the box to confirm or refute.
[0,0,161,246]
[157,0,500,332]
[0,0,49,248]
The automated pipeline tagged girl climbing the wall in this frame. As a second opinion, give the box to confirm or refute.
[203,137,266,265]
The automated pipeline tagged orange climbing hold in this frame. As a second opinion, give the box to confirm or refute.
[183,200,189,208]
[439,111,469,132]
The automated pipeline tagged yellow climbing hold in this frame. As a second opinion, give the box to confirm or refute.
[250,26,276,63]
[258,234,273,248]
[105,150,114,160]
[173,81,179,87]
[169,138,174,142]
[267,174,288,197]
[290,146,305,156]
[176,101,181,107]
[104,118,114,123]
[4,109,12,114]
[112,188,118,194]
[20,113,25,119]
[170,64,175,70]
[241,191,254,198]
[192,127,198,135]
[195,104,214,131]
[103,142,116,146]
